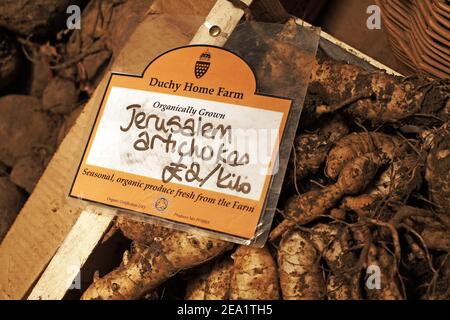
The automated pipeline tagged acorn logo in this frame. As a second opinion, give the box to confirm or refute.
[194,50,211,79]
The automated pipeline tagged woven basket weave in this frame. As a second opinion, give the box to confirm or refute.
[376,0,449,79]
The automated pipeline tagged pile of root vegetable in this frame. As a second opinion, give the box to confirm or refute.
[0,0,153,241]
[0,2,448,299]
[80,22,450,300]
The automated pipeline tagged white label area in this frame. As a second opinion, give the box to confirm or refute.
[86,86,283,200]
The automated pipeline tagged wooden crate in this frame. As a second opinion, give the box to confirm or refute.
[0,0,399,300]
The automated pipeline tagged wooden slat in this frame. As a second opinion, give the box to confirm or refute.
[27,207,115,300]
[26,0,252,300]
[190,0,252,46]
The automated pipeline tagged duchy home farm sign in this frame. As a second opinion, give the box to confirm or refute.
[70,45,291,243]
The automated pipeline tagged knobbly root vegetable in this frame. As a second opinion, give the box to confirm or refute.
[309,56,449,125]
[230,246,279,300]
[401,215,450,253]
[441,100,450,121]
[365,244,403,300]
[323,227,361,300]
[42,77,78,114]
[65,0,151,88]
[302,57,361,126]
[185,257,233,300]
[11,148,52,193]
[341,194,379,217]
[270,152,385,240]
[256,19,317,99]
[423,254,450,300]
[415,219,450,253]
[0,0,80,35]
[336,152,386,194]
[185,267,209,300]
[387,205,450,253]
[307,223,339,252]
[0,95,55,166]
[286,115,349,187]
[342,152,422,216]
[0,177,26,241]
[204,258,233,300]
[325,132,407,179]
[425,123,450,215]
[305,223,361,300]
[404,233,427,260]
[28,54,52,98]
[0,29,19,90]
[343,75,447,125]
[322,226,354,271]
[330,208,346,220]
[278,230,325,300]
[116,215,173,245]
[81,225,232,300]
[327,274,361,300]
[368,153,422,199]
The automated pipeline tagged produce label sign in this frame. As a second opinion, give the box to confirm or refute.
[70,45,291,240]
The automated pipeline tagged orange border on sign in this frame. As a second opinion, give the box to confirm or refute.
[70,45,292,239]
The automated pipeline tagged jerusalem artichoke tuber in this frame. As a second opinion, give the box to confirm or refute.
[425,123,450,215]
[230,246,279,300]
[185,257,233,300]
[285,115,349,186]
[325,132,407,179]
[365,244,402,300]
[271,152,385,240]
[278,230,325,300]
[309,56,449,125]
[81,224,232,300]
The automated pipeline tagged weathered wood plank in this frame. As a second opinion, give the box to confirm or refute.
[190,0,252,46]
[27,207,115,300]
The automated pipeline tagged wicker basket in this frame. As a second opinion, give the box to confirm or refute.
[376,0,449,79]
